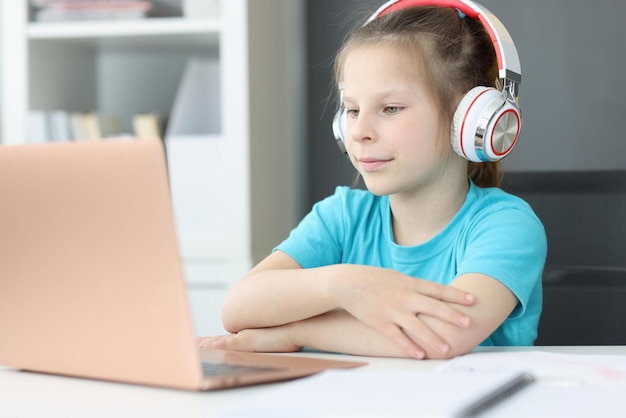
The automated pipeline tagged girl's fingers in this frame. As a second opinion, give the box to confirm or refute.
[402,316,453,356]
[378,322,426,359]
[407,295,472,328]
[410,280,475,305]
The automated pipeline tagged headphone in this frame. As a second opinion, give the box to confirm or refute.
[332,0,522,163]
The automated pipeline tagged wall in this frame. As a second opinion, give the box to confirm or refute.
[305,0,375,207]
[478,0,626,172]
[305,0,626,207]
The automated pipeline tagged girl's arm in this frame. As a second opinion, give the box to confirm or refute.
[220,250,477,359]
[201,309,410,358]
[204,271,516,359]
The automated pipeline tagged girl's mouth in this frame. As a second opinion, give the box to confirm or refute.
[358,158,393,171]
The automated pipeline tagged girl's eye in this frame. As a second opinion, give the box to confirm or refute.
[346,108,359,118]
[385,106,402,114]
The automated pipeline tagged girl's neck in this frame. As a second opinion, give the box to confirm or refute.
[389,173,469,247]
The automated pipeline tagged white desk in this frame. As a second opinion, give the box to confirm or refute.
[1,346,624,418]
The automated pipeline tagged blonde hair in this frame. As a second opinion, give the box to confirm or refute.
[334,6,502,187]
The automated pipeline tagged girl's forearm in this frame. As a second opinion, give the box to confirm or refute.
[222,264,342,333]
[287,309,411,358]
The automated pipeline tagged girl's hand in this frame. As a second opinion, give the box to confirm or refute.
[196,326,300,353]
[331,266,474,359]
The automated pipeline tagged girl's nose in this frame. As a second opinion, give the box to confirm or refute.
[349,114,375,144]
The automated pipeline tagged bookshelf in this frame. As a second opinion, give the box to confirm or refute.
[0,0,306,337]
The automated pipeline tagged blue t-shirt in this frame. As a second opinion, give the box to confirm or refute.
[275,180,547,346]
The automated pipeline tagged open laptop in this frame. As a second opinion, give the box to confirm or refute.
[0,139,365,391]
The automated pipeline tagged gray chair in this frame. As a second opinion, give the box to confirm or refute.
[535,266,626,345]
[500,171,626,346]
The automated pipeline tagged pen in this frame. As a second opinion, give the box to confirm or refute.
[454,372,536,418]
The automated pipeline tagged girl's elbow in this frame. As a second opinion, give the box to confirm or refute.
[221,320,240,334]
[220,304,245,334]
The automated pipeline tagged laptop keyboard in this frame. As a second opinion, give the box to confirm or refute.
[201,361,284,377]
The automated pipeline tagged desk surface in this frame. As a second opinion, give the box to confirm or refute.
[1,346,624,418]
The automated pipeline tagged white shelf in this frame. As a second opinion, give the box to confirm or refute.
[27,17,221,39]
[27,18,220,50]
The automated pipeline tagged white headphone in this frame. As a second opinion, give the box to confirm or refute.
[332,0,522,163]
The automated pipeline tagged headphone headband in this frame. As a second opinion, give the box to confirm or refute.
[367,0,521,85]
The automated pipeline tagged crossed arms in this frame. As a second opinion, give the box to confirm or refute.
[197,250,517,360]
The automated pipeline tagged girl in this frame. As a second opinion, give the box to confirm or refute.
[198,0,547,360]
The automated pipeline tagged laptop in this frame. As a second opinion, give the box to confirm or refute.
[0,139,365,391]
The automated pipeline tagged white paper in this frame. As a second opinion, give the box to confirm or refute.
[219,369,531,418]
[439,351,626,418]
[438,351,626,387]
[221,351,626,418]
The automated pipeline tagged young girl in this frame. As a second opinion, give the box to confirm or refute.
[198,0,547,360]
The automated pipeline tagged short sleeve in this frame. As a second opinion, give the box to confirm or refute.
[274,187,348,268]
[457,203,547,318]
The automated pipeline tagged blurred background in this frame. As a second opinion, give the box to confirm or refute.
[2,0,626,342]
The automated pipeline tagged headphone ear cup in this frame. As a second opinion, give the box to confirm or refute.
[451,86,521,163]
[332,108,348,154]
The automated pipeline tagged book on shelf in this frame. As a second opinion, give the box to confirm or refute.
[70,112,108,141]
[97,113,125,139]
[27,111,51,143]
[27,110,130,143]
[31,0,153,22]
[133,113,165,140]
[27,110,74,143]
[48,110,72,142]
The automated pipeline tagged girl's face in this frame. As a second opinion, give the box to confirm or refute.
[341,44,458,197]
